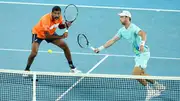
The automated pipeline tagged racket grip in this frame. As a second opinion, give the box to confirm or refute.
[90,46,95,51]
[65,22,69,29]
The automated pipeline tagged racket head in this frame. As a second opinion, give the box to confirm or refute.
[77,34,90,48]
[64,4,78,23]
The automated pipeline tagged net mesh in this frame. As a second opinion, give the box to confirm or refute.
[0,69,180,101]
[0,72,33,101]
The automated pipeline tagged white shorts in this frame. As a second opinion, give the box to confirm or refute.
[134,52,150,69]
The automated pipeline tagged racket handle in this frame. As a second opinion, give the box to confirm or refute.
[65,21,73,29]
[90,46,95,51]
[65,21,69,29]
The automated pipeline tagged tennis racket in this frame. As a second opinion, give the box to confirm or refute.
[77,34,95,50]
[63,4,78,29]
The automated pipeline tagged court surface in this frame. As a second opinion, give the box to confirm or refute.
[0,0,180,101]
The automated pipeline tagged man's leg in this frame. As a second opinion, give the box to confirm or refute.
[50,39,81,73]
[133,52,150,86]
[25,42,40,71]
[143,74,155,84]
[143,73,165,91]
[132,65,158,100]
[25,35,41,71]
[132,66,148,86]
[133,52,165,89]
[132,67,157,85]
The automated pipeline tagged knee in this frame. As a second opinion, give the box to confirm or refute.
[59,43,68,50]
[132,71,141,75]
[132,66,144,75]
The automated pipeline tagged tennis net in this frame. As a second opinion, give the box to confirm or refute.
[0,69,180,101]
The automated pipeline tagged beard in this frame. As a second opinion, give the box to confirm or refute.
[121,22,126,25]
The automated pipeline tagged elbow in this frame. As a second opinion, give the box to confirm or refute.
[141,30,146,36]
[139,30,146,37]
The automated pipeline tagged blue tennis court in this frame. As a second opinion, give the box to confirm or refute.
[0,0,180,101]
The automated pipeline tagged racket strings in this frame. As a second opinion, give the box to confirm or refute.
[78,34,89,48]
[64,5,78,21]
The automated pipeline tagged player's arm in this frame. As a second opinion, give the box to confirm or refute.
[58,15,71,29]
[103,36,120,48]
[58,23,71,30]
[57,16,71,38]
[58,23,69,38]
[42,17,66,39]
[43,24,66,39]
[138,30,146,52]
[94,35,120,53]
[139,30,146,43]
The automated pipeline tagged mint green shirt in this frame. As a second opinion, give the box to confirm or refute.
[116,23,149,55]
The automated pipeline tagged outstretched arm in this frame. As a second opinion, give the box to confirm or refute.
[94,35,120,53]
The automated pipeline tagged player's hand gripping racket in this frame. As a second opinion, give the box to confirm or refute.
[77,34,95,50]
[64,4,78,29]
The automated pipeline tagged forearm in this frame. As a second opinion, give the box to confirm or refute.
[97,35,119,51]
[103,39,115,48]
[98,39,116,51]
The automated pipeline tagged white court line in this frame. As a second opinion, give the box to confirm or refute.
[55,55,109,101]
[0,48,180,60]
[0,1,180,12]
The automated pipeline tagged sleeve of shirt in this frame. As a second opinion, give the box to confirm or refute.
[115,28,122,38]
[134,24,141,35]
[41,17,50,31]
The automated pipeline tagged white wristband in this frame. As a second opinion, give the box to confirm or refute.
[65,30,68,32]
[98,46,105,51]
[140,41,145,46]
